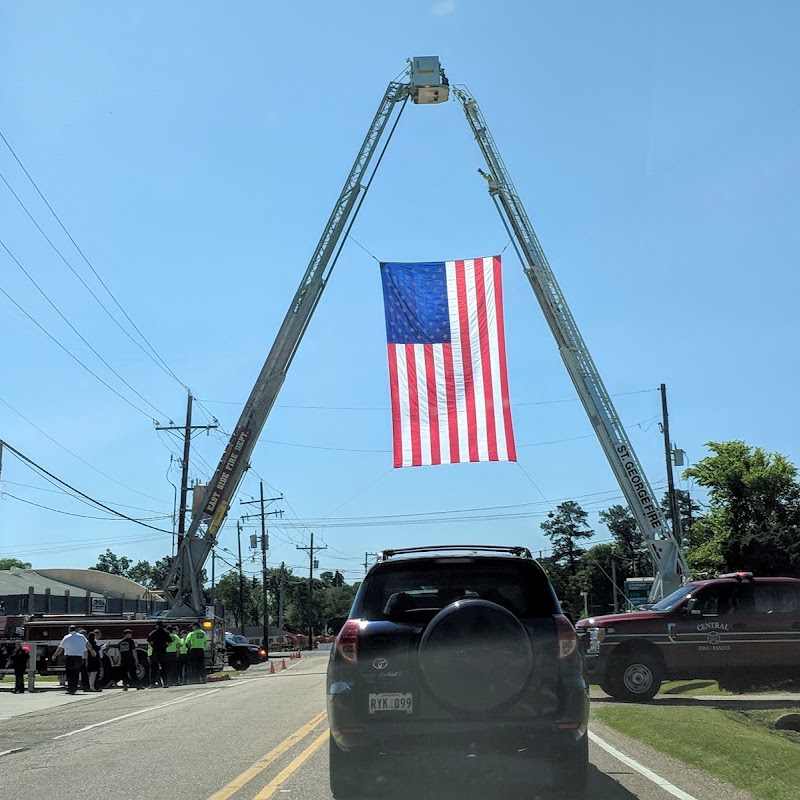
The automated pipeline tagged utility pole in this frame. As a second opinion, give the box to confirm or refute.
[237,519,245,636]
[155,392,217,549]
[364,552,378,574]
[278,562,285,633]
[210,549,216,610]
[611,554,619,614]
[660,383,682,546]
[240,483,283,652]
[297,533,327,649]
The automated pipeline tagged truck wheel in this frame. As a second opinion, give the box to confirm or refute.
[609,651,663,702]
[229,653,249,672]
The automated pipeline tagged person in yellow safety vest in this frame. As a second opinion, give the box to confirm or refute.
[185,622,207,684]
[177,629,188,685]
[164,625,180,687]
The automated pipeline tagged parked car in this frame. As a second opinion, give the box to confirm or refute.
[225,633,267,671]
[576,572,800,701]
[326,545,589,799]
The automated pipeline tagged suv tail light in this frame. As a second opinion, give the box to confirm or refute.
[336,620,360,664]
[554,614,577,659]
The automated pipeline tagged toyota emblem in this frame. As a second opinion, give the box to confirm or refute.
[372,657,389,670]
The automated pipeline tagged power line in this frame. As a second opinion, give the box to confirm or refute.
[1,440,174,534]
[0,169,186,386]
[1,480,168,514]
[0,392,169,504]
[0,128,185,388]
[1,492,172,521]
[0,237,171,420]
[196,387,658,411]
[0,272,156,420]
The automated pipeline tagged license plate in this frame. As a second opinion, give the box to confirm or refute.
[368,692,413,714]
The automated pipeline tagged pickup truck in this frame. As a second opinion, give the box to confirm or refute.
[225,633,268,671]
[576,572,800,701]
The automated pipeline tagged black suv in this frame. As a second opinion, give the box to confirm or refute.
[326,545,589,798]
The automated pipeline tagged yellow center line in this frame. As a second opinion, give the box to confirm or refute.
[252,729,330,800]
[208,710,327,800]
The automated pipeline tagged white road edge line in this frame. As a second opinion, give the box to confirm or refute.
[589,731,698,800]
[0,747,26,757]
[52,688,222,740]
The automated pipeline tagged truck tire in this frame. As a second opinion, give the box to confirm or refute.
[229,653,250,672]
[608,650,663,702]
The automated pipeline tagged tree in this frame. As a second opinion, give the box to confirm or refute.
[598,504,649,577]
[0,558,32,570]
[683,441,800,577]
[541,501,594,576]
[540,501,594,614]
[91,549,132,576]
[127,560,154,587]
[575,543,617,616]
[660,489,703,546]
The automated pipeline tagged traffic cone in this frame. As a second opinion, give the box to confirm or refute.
[281,659,287,670]
[269,661,275,675]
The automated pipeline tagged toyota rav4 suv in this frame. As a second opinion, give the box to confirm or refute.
[326,545,589,799]
[576,572,800,701]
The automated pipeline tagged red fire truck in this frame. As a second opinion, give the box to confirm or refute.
[19,613,226,688]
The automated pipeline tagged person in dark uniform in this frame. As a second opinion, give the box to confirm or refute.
[10,642,29,694]
[147,620,172,688]
[86,631,101,692]
[118,630,142,690]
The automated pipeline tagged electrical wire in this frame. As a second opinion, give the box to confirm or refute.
[0,237,171,420]
[0,392,169,504]
[0,129,186,388]
[1,492,172,521]
[1,440,174,534]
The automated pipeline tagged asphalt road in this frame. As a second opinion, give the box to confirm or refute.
[0,652,757,800]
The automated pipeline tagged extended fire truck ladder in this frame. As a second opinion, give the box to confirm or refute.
[451,86,690,601]
[164,57,687,617]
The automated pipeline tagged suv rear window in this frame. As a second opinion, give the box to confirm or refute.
[359,559,558,621]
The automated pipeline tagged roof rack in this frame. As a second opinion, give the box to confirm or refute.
[380,545,533,561]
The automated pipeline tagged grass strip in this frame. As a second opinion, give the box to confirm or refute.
[593,704,800,800]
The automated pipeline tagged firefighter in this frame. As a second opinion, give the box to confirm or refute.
[185,622,207,684]
[164,625,180,686]
[10,641,29,694]
[177,629,189,685]
[118,629,142,691]
[147,620,172,688]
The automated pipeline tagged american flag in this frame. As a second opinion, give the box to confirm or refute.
[380,256,516,468]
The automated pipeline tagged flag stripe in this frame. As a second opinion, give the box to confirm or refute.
[443,342,460,464]
[395,345,412,466]
[424,345,441,465]
[484,257,508,460]
[446,262,469,462]
[474,257,499,461]
[454,260,479,462]
[493,256,516,460]
[433,345,450,464]
[406,344,422,467]
[387,345,403,468]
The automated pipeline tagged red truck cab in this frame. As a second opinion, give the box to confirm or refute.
[576,573,800,701]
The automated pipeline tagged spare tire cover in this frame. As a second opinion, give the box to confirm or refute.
[418,599,533,714]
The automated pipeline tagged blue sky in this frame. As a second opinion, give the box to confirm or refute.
[1,2,798,584]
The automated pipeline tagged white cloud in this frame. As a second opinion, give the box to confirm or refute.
[432,0,456,16]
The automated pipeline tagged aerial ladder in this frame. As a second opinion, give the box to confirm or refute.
[163,57,687,617]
